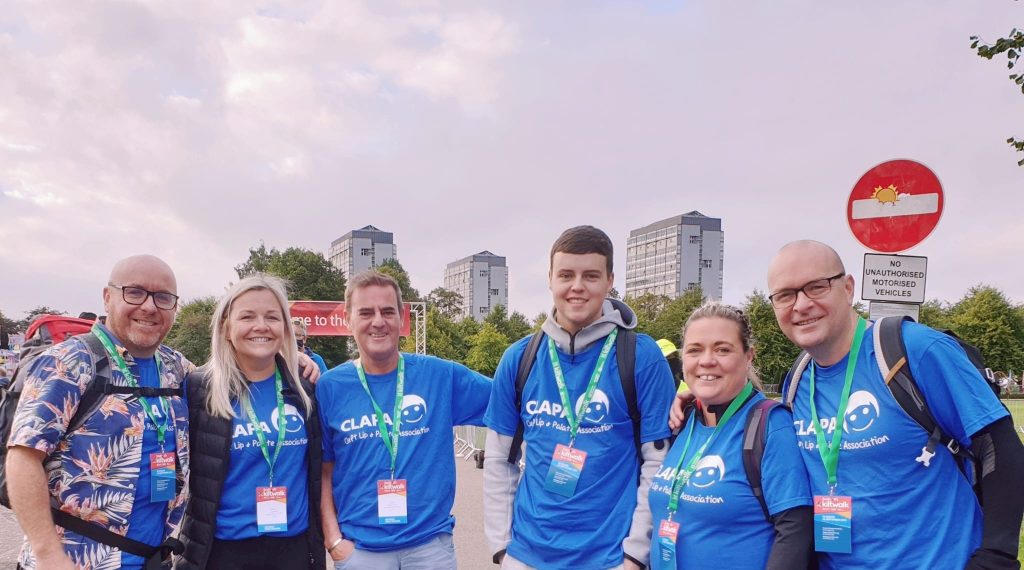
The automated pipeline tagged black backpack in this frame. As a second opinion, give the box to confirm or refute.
[507,327,642,465]
[0,332,112,508]
[678,396,782,520]
[783,316,1001,497]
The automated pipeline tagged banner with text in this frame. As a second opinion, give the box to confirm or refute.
[288,301,412,336]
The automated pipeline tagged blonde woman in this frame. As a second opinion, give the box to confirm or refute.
[648,303,812,569]
[175,275,324,569]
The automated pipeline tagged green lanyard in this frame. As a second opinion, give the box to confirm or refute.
[356,355,405,479]
[91,325,170,450]
[667,382,754,515]
[808,317,867,491]
[547,329,617,447]
[241,370,287,486]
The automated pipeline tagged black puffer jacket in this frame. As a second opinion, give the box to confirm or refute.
[174,356,325,569]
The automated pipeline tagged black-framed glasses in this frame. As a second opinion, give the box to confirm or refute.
[108,283,179,310]
[768,272,845,309]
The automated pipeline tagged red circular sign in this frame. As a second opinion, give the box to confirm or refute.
[847,159,944,253]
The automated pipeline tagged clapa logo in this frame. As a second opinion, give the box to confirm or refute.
[574,389,610,424]
[844,391,880,433]
[690,455,726,488]
[401,394,428,424]
[271,403,305,434]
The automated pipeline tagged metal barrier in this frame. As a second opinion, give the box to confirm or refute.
[453,425,487,467]
[1002,399,1024,436]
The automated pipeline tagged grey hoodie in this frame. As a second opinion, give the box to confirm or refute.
[484,298,665,568]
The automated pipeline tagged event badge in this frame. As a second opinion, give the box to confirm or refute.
[377,479,408,525]
[813,495,852,553]
[544,444,587,497]
[656,519,679,570]
[256,486,288,533]
[149,452,176,503]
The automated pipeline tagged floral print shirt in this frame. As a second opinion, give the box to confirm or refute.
[8,325,193,570]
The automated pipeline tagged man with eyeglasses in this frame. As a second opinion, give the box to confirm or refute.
[292,317,328,374]
[764,240,1023,569]
[6,254,191,570]
[6,255,324,570]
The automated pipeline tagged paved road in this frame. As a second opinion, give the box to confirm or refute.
[0,451,494,570]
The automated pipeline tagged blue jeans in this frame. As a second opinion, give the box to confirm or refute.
[333,534,456,570]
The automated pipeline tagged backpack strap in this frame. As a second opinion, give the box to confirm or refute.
[783,352,812,409]
[873,316,973,471]
[65,333,112,435]
[50,505,183,567]
[507,332,545,464]
[742,398,782,521]
[615,329,642,463]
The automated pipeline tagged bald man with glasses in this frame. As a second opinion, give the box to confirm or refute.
[6,255,322,570]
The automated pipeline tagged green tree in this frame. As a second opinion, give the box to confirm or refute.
[917,299,951,330]
[377,258,421,302]
[947,285,1024,373]
[425,287,464,320]
[19,306,68,330]
[234,242,275,277]
[532,312,547,333]
[484,305,532,342]
[164,297,217,365]
[647,288,705,348]
[465,323,510,376]
[625,292,670,337]
[971,23,1024,165]
[743,290,802,388]
[424,307,470,362]
[235,244,348,367]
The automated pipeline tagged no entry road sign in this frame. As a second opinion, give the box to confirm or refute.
[847,159,944,253]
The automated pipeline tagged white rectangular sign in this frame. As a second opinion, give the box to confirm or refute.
[861,253,927,303]
[869,301,920,322]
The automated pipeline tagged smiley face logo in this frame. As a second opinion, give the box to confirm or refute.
[690,455,726,488]
[575,389,610,424]
[844,391,880,433]
[401,395,428,424]
[271,403,305,434]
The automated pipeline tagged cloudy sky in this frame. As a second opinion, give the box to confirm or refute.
[2,1,1021,323]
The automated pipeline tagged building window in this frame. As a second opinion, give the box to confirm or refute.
[490,289,499,296]
[360,248,372,256]
[701,259,713,268]
[479,306,488,313]
[689,235,701,244]
[479,270,488,277]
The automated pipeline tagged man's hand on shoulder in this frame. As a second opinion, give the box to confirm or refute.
[668,389,694,430]
[297,352,321,383]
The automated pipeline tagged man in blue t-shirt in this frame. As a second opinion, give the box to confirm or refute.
[6,255,193,570]
[765,240,1024,569]
[318,270,492,569]
[483,226,676,570]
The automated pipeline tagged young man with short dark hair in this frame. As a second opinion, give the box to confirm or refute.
[483,226,676,570]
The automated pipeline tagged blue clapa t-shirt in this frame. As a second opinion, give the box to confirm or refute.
[783,321,1008,570]
[317,354,492,551]
[484,333,676,570]
[215,374,310,540]
[122,356,174,570]
[648,393,811,569]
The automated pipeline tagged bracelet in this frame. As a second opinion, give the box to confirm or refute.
[327,537,344,553]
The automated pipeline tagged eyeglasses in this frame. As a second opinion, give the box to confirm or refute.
[768,272,845,309]
[108,283,179,310]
